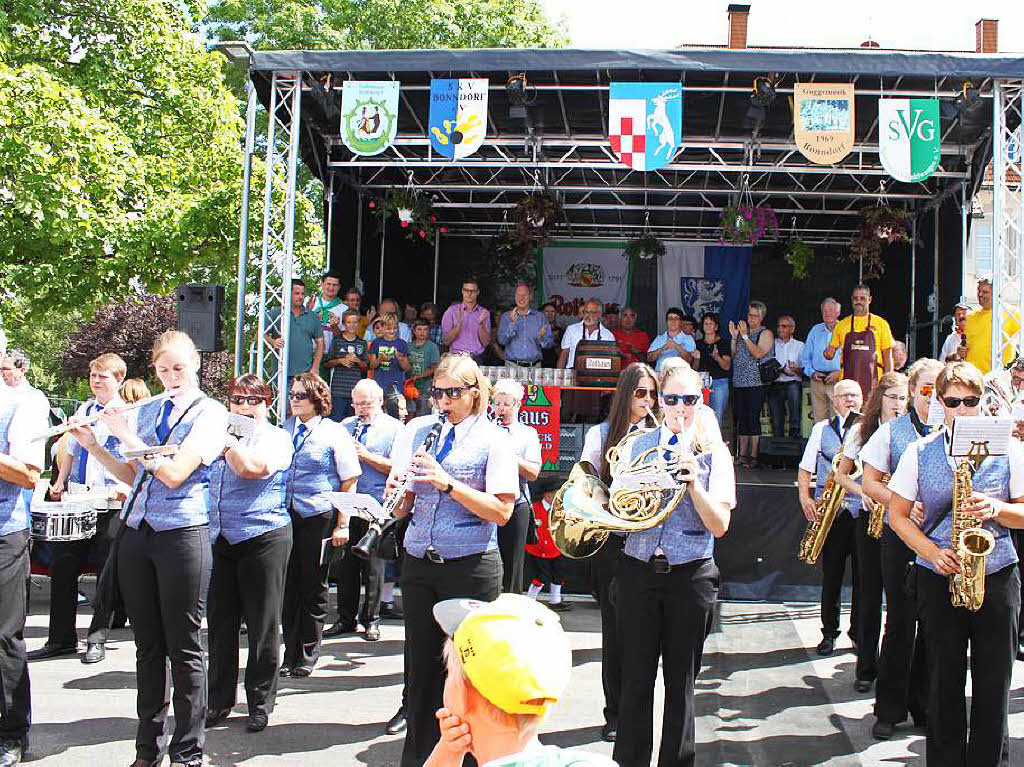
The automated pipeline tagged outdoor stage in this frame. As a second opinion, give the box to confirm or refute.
[21,582,1024,766]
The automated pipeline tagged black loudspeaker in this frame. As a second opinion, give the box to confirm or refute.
[175,284,224,352]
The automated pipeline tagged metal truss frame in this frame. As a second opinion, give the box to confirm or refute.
[991,79,1024,370]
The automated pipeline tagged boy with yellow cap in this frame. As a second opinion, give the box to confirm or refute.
[426,594,616,767]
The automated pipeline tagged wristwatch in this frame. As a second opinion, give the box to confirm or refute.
[442,481,454,495]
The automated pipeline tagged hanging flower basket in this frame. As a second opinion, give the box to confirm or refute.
[510,192,562,247]
[846,205,911,280]
[624,233,667,261]
[371,188,437,242]
[784,239,815,280]
[719,204,779,245]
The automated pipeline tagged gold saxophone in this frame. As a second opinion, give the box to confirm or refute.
[799,454,861,565]
[949,455,995,611]
[866,473,890,539]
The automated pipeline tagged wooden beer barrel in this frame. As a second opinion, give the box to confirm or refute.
[573,340,622,387]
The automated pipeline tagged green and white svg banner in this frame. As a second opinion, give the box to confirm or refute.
[878,98,941,183]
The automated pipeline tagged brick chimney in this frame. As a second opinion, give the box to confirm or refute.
[976,18,997,53]
[728,4,750,49]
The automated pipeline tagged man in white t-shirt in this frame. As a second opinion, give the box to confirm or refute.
[767,315,805,438]
[558,299,614,369]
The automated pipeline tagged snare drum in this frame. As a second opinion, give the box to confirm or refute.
[30,499,98,541]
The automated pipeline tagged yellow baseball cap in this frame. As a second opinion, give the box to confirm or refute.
[433,593,572,716]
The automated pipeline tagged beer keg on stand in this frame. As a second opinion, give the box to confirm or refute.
[573,340,622,387]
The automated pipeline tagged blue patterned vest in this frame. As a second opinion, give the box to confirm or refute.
[888,413,926,471]
[815,416,862,518]
[285,417,355,517]
[916,433,1017,575]
[124,395,221,532]
[623,426,715,566]
[0,398,29,535]
[404,415,500,559]
[343,413,402,500]
[70,400,125,491]
[209,420,291,544]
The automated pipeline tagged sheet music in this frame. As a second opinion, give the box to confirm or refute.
[123,444,179,460]
[227,412,257,440]
[949,416,1013,457]
[322,492,387,522]
[926,395,946,428]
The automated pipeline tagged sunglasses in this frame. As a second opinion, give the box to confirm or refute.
[229,395,265,406]
[288,391,310,401]
[431,384,478,400]
[633,387,656,399]
[919,384,934,397]
[941,396,981,408]
[662,393,701,407]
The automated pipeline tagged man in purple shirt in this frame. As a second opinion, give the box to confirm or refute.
[441,277,491,358]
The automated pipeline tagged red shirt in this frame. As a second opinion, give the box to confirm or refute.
[614,328,651,367]
[525,499,561,559]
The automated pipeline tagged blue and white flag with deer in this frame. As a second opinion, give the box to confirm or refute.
[608,82,682,171]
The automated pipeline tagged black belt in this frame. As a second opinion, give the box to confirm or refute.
[508,359,541,367]
[649,554,673,574]
[418,547,485,565]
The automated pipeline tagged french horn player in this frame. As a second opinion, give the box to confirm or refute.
[888,362,1024,767]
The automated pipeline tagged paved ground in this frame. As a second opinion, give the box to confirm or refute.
[20,580,1024,766]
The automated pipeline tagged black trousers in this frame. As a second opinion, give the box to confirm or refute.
[281,510,332,670]
[336,517,384,628]
[613,555,719,767]
[118,523,211,764]
[854,513,883,681]
[590,534,624,727]
[874,527,928,725]
[820,508,860,643]
[526,553,566,586]
[0,530,30,746]
[497,500,530,593]
[1012,530,1024,646]
[207,524,292,716]
[766,379,802,437]
[917,564,1020,767]
[46,510,122,646]
[400,550,502,767]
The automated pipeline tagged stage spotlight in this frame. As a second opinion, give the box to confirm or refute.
[745,76,776,129]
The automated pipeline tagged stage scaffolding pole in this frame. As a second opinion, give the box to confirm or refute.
[991,79,1024,371]
[433,233,441,304]
[354,192,364,291]
[234,81,257,377]
[379,222,387,304]
[325,172,335,272]
[932,206,940,357]
[908,218,917,361]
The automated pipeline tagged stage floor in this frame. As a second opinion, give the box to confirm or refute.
[23,583,1024,765]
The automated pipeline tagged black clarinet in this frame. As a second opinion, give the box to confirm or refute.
[352,415,447,559]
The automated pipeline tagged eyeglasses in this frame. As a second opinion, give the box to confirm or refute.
[462,287,479,294]
[883,393,909,403]
[431,384,478,400]
[661,393,701,407]
[229,395,265,406]
[288,391,310,401]
[941,396,981,408]
[919,384,934,397]
[352,400,375,408]
[633,387,656,399]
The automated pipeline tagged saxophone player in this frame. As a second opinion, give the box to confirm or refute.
[889,362,1024,767]
[797,378,864,656]
[859,358,941,739]
[834,372,908,695]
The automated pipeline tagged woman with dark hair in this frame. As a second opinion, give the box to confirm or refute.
[206,375,294,733]
[541,302,562,368]
[834,371,908,697]
[729,301,774,468]
[281,373,361,678]
[696,312,732,427]
[578,362,660,742]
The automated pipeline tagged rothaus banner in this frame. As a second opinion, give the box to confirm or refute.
[536,242,632,328]
[428,78,488,159]
[340,81,400,156]
[878,98,941,182]
[608,82,682,171]
[793,83,856,164]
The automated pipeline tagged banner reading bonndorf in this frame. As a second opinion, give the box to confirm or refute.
[793,83,856,164]
[538,243,631,327]
[878,98,941,183]
[340,81,400,156]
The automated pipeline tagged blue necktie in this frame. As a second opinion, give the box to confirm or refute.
[155,399,173,443]
[293,423,307,451]
[663,434,678,463]
[435,428,456,464]
[628,424,639,433]
[357,423,369,444]
[75,403,104,484]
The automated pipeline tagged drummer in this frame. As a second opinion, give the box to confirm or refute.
[32,353,130,665]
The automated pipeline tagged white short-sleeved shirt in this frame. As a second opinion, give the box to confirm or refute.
[389,414,519,497]
[290,416,361,481]
[3,389,48,470]
[560,322,615,367]
[242,419,293,476]
[125,388,229,466]
[888,429,1024,502]
[939,330,961,362]
[841,422,865,461]
[858,421,894,472]
[800,415,857,474]
[508,420,542,466]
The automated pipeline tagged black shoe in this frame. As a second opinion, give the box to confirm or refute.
[379,602,403,620]
[385,707,407,735]
[601,722,617,742]
[816,637,835,656]
[246,711,269,732]
[1017,644,1024,661]
[854,679,873,693]
[278,665,292,678]
[205,707,232,727]
[291,665,313,678]
[27,642,77,661]
[872,720,896,740]
[323,621,358,638]
[549,601,572,612]
[364,625,380,642]
[82,642,106,664]
[0,740,22,766]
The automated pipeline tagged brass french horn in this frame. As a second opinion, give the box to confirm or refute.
[549,409,691,558]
